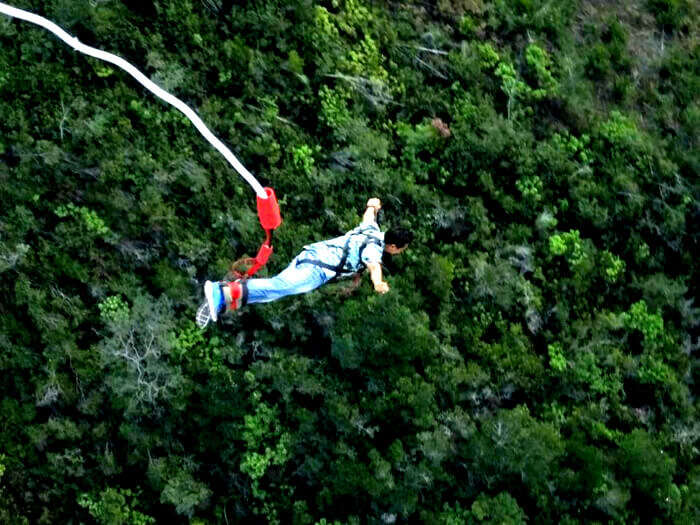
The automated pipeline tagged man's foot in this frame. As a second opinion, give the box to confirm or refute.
[204,280,225,322]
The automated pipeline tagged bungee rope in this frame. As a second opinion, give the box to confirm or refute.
[0,2,282,277]
[0,2,267,199]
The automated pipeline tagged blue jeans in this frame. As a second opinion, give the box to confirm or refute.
[246,253,330,304]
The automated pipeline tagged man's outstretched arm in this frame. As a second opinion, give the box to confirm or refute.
[363,197,388,293]
[366,262,389,294]
[363,197,381,224]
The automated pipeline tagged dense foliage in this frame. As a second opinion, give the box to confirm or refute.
[1,1,698,523]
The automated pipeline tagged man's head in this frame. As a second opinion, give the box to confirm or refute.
[384,228,413,255]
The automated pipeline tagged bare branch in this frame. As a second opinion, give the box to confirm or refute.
[397,43,448,56]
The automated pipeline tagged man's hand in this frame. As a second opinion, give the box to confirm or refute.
[366,197,381,210]
[366,262,389,294]
[374,281,389,294]
[363,198,382,224]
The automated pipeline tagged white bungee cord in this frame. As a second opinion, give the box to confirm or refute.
[0,2,269,199]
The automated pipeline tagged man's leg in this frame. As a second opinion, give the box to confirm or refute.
[245,259,328,304]
[205,258,328,320]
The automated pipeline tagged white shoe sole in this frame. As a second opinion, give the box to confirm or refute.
[204,280,218,322]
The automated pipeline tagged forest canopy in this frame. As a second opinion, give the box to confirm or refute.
[0,0,698,523]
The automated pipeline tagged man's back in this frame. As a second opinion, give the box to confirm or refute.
[303,220,385,277]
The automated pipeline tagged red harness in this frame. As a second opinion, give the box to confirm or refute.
[231,187,282,279]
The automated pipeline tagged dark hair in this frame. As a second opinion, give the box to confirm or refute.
[384,228,413,248]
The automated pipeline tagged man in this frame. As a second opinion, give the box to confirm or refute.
[203,198,412,321]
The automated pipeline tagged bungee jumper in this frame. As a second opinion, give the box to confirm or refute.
[0,4,413,331]
[197,198,413,327]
